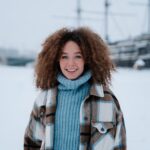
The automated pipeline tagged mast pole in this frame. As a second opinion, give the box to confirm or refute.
[77,0,81,26]
[104,0,110,42]
[148,0,150,33]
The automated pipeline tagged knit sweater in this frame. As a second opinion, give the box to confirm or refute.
[53,71,92,150]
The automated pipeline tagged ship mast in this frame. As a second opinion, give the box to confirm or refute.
[148,0,150,34]
[76,0,110,40]
[77,0,81,26]
[104,0,110,42]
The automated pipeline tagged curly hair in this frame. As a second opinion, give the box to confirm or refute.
[35,27,115,90]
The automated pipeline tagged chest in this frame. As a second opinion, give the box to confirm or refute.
[42,95,116,150]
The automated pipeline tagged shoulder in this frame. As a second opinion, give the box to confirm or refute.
[34,90,48,108]
[103,86,122,112]
[91,85,122,122]
[33,87,57,108]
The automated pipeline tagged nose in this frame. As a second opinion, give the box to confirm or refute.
[67,58,75,67]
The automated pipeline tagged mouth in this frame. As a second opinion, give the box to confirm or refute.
[65,69,78,73]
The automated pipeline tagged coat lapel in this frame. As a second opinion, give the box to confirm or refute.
[79,83,104,150]
[45,88,57,150]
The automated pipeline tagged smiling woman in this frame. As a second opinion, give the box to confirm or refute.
[24,27,126,150]
[59,41,85,80]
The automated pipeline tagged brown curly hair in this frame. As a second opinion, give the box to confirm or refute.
[35,27,115,90]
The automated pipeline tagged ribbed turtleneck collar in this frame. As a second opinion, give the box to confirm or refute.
[57,70,92,90]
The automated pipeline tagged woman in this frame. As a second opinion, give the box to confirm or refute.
[24,27,126,150]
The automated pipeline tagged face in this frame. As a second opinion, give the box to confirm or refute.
[59,41,85,80]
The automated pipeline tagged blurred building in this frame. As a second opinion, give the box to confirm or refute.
[0,47,36,66]
[109,34,150,68]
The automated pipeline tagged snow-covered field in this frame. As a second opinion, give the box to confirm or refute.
[0,65,150,150]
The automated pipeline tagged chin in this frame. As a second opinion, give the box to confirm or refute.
[66,75,78,80]
[62,70,83,80]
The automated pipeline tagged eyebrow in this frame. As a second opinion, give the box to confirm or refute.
[62,52,82,55]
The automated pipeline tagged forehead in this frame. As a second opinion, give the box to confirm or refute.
[62,41,81,54]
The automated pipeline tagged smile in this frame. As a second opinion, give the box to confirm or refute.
[65,69,78,72]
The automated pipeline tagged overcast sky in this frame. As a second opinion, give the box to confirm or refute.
[0,0,148,51]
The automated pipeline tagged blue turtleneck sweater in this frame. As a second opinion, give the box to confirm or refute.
[53,71,92,150]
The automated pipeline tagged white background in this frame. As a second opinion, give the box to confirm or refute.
[0,65,150,149]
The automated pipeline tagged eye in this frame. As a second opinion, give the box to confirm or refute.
[75,55,82,59]
[61,55,68,59]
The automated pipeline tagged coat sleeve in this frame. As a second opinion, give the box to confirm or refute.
[112,94,127,150]
[24,97,45,150]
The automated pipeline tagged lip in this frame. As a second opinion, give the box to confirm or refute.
[65,69,77,72]
[65,69,78,75]
[66,70,77,73]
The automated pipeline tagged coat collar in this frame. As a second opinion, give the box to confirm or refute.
[46,83,104,104]
[46,87,57,106]
[90,83,104,97]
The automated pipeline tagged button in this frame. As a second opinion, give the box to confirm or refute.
[40,111,44,116]
[100,127,106,133]
[101,127,105,131]
[84,116,88,121]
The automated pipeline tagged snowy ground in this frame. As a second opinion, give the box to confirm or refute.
[0,65,150,150]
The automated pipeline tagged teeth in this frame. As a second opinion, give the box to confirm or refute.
[66,69,77,72]
[68,70,76,71]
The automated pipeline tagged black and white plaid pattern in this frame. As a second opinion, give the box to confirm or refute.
[24,84,126,150]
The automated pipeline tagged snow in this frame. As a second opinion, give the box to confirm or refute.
[0,65,37,150]
[112,68,150,149]
[0,65,150,149]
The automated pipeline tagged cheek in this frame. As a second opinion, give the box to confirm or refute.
[59,60,65,70]
[78,60,85,70]
[80,60,85,67]
[60,59,65,65]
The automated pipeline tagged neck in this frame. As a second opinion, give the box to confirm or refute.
[57,70,92,90]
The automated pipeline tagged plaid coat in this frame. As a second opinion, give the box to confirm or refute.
[24,83,126,150]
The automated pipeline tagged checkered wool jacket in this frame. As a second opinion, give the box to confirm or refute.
[24,83,126,150]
